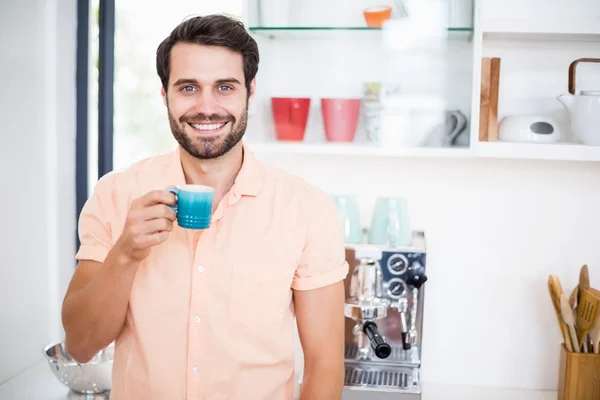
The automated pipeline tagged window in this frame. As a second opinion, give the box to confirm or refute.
[84,0,243,191]
[112,0,243,171]
[76,0,243,245]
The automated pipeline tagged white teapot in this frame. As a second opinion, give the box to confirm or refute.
[556,58,600,145]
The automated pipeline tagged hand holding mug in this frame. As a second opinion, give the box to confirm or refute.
[114,189,177,262]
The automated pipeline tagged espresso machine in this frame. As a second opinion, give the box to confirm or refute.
[342,231,428,400]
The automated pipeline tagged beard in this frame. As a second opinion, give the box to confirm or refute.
[168,103,248,160]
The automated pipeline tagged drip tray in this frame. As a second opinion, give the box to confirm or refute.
[344,365,420,393]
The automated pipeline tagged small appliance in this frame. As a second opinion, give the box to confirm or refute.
[342,231,428,400]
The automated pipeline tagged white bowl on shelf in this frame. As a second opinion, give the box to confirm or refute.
[498,115,561,143]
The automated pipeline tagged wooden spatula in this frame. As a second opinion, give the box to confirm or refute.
[588,287,600,298]
[576,289,600,350]
[548,275,573,352]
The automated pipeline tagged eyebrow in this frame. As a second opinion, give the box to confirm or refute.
[172,77,242,87]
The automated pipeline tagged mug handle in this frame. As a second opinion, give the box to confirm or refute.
[445,110,467,145]
[167,188,179,212]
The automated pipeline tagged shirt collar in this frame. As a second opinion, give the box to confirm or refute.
[166,141,264,198]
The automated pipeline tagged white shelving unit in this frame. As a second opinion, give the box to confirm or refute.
[248,26,474,41]
[476,3,600,163]
[242,0,600,164]
[476,141,600,162]
[482,18,600,42]
[246,140,600,162]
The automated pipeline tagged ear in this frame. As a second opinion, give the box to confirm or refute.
[247,78,257,107]
[160,86,167,107]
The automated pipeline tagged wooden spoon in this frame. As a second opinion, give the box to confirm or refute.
[560,293,580,352]
[568,285,579,309]
[578,264,590,304]
[588,311,600,353]
[548,275,573,352]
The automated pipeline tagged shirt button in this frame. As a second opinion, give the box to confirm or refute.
[197,265,204,272]
[192,366,198,374]
[194,316,201,323]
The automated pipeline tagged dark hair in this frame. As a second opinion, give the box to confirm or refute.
[156,14,259,93]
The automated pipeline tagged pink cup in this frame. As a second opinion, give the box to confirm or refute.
[321,98,361,142]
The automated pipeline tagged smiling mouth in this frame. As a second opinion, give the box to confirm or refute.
[187,122,229,133]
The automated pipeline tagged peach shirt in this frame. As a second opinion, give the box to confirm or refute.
[75,144,349,400]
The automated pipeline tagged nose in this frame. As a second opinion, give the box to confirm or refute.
[194,89,220,115]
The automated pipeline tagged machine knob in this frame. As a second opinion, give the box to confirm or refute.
[387,278,406,299]
[406,267,428,289]
[387,254,409,275]
[362,321,392,359]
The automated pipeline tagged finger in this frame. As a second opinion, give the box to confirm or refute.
[143,204,177,222]
[164,185,178,200]
[130,229,169,249]
[143,217,173,234]
[146,231,170,246]
[136,190,177,207]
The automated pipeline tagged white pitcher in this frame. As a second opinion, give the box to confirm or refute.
[556,58,600,145]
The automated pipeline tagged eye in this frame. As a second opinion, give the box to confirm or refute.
[218,85,233,92]
[181,86,196,93]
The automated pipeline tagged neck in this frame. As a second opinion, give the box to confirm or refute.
[179,142,244,203]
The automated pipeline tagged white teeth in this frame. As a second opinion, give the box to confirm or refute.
[190,123,226,131]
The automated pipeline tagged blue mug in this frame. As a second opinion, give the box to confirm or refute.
[167,185,215,230]
[368,196,412,247]
[332,194,362,244]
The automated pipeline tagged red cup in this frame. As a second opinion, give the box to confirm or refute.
[321,98,361,142]
[271,97,311,141]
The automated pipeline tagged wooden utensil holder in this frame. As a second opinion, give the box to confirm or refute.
[558,343,600,400]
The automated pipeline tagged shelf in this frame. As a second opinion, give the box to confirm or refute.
[246,142,473,158]
[476,141,600,162]
[249,26,474,40]
[482,18,600,42]
[246,141,600,162]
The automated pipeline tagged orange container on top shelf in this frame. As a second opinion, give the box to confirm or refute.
[363,6,392,28]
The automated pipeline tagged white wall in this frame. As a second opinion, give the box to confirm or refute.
[247,0,600,393]
[263,152,600,391]
[0,0,76,384]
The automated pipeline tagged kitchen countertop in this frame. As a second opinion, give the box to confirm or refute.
[0,360,558,400]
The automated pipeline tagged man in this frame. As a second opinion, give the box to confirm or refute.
[61,14,349,400]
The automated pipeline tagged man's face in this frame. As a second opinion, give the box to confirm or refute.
[161,42,255,159]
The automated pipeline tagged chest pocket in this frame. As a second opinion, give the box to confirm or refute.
[228,263,294,334]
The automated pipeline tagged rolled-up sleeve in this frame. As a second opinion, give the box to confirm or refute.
[74,175,114,263]
[292,189,349,291]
